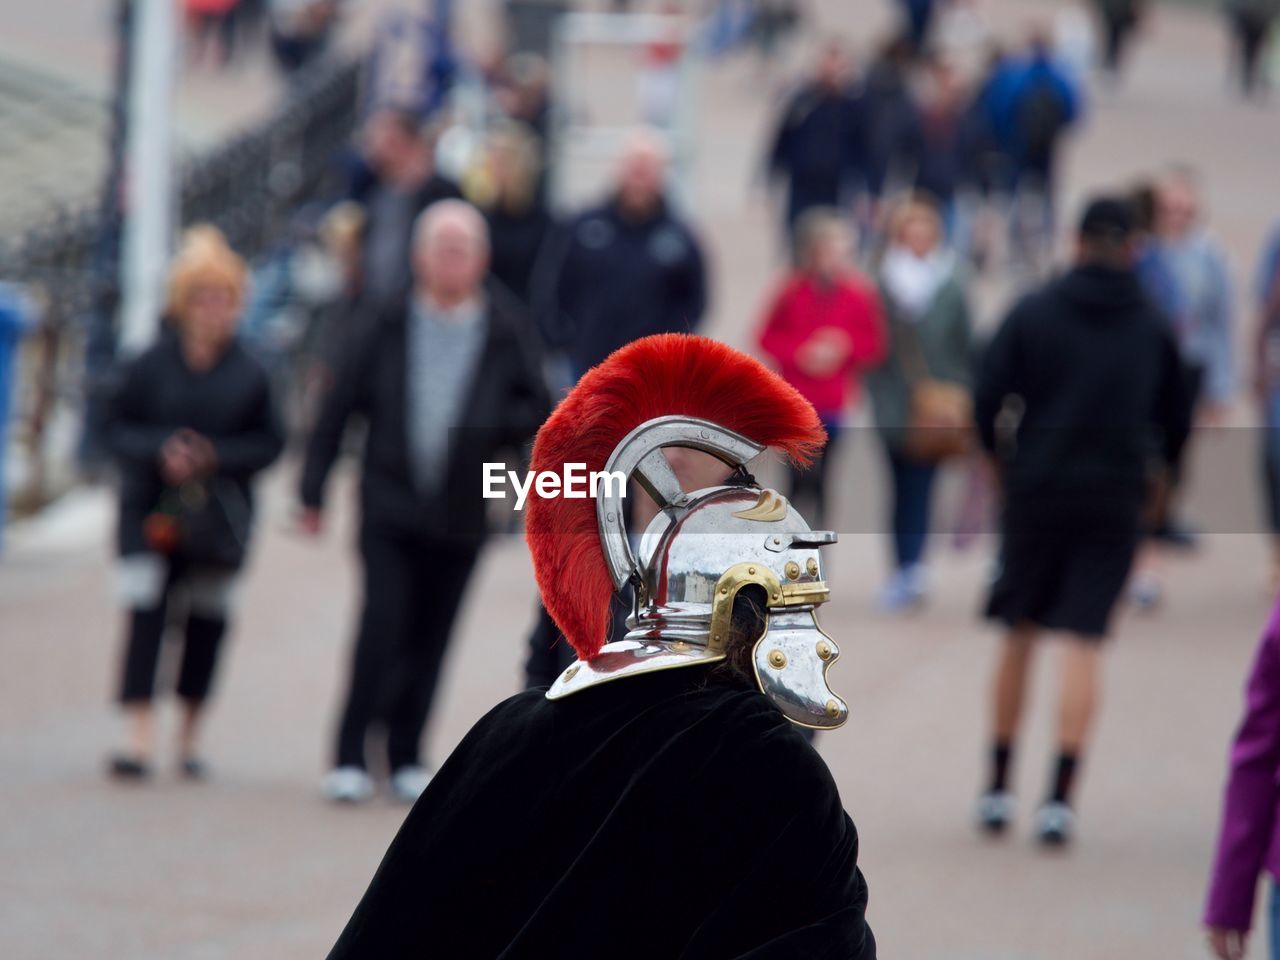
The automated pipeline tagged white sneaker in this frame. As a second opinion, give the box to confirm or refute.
[1033,801,1075,846]
[877,565,928,613]
[322,766,374,804]
[975,790,1014,835]
[1129,571,1163,611]
[389,765,433,804]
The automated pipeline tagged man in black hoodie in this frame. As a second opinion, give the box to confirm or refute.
[972,197,1191,845]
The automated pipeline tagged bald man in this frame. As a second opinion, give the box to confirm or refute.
[301,199,549,804]
[536,128,707,380]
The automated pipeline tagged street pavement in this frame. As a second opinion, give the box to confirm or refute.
[4,1,1280,957]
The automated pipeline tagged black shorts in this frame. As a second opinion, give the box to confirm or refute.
[984,513,1139,640]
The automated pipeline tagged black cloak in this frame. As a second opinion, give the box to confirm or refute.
[327,665,875,959]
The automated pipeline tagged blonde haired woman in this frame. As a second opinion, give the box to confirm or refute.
[106,226,284,780]
[467,121,555,310]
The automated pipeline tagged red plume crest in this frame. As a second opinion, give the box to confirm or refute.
[525,334,825,662]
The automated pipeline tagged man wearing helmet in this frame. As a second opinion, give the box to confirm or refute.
[327,335,876,959]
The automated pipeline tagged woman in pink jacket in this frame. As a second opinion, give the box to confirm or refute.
[758,207,886,526]
[1206,599,1280,959]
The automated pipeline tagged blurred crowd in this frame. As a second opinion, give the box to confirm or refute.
[8,0,1280,954]
[181,0,344,76]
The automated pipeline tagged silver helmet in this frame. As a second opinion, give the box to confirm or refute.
[546,414,847,730]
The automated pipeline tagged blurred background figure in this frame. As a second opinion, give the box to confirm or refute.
[465,121,556,317]
[105,227,284,782]
[1128,166,1235,605]
[866,193,973,613]
[1254,219,1280,588]
[300,200,546,805]
[973,197,1188,846]
[491,52,553,158]
[1003,28,1083,277]
[268,0,341,77]
[903,57,978,250]
[1223,0,1278,97]
[758,208,886,527]
[961,43,1020,272]
[1203,599,1280,960]
[0,284,33,555]
[750,0,805,73]
[1092,0,1147,81]
[897,0,938,56]
[860,36,919,238]
[766,41,866,250]
[1151,167,1236,429]
[537,128,707,382]
[294,201,367,433]
[184,0,242,69]
[348,106,460,310]
[637,2,688,128]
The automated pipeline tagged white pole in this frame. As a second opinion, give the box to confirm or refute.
[120,0,177,355]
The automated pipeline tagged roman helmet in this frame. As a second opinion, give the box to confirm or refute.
[525,334,848,729]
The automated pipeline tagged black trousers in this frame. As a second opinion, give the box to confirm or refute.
[118,561,229,705]
[336,526,481,771]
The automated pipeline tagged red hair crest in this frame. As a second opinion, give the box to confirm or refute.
[525,334,825,662]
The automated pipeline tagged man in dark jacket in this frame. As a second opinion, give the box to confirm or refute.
[349,107,461,307]
[767,42,867,239]
[536,129,707,380]
[301,199,549,804]
[972,197,1191,845]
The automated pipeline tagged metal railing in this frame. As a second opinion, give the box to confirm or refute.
[0,54,364,514]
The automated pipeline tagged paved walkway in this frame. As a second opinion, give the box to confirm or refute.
[3,1,1280,957]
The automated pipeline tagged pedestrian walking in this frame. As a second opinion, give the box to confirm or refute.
[1151,168,1236,426]
[1092,0,1146,80]
[184,0,241,68]
[327,334,875,958]
[0,284,33,556]
[1223,0,1279,96]
[766,43,867,245]
[866,194,974,612]
[973,198,1190,845]
[1003,32,1083,275]
[963,44,1022,271]
[898,0,938,56]
[1204,598,1280,960]
[1254,221,1280,588]
[105,228,285,781]
[758,208,887,526]
[1129,168,1236,603]
[348,107,461,309]
[903,58,978,246]
[536,129,707,380]
[467,122,556,314]
[300,200,548,804]
[861,37,920,234]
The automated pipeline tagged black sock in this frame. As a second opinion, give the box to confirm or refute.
[989,741,1013,793]
[1049,752,1079,806]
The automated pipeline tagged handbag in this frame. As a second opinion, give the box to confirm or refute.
[144,478,250,569]
[895,315,974,463]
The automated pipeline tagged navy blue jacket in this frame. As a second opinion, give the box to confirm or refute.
[537,197,707,378]
[768,82,867,223]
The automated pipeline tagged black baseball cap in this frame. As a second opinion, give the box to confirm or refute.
[1078,196,1135,242]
